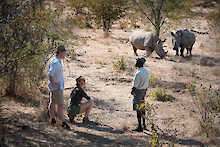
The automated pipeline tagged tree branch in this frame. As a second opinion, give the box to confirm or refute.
[132,0,156,28]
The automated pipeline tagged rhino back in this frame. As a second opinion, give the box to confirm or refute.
[181,30,196,48]
[129,31,157,50]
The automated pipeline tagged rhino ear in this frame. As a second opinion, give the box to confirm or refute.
[171,32,175,37]
[162,39,166,43]
[156,40,161,44]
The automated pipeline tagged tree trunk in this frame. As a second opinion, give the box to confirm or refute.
[6,65,17,96]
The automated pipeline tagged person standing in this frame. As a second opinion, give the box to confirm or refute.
[48,45,70,129]
[131,57,149,132]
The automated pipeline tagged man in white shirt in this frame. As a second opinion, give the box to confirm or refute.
[131,57,149,132]
[48,45,70,129]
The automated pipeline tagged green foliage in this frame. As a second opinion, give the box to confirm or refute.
[88,0,128,32]
[149,74,159,88]
[150,88,174,102]
[0,0,64,95]
[188,82,220,140]
[112,56,127,71]
[67,0,128,32]
[164,0,192,19]
[207,4,220,24]
[186,80,197,97]
[66,0,87,15]
[132,0,193,36]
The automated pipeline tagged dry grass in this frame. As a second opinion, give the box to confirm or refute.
[212,67,220,77]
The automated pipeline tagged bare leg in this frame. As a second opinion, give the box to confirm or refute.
[48,100,56,119]
[57,104,64,122]
[85,100,94,117]
[80,100,94,117]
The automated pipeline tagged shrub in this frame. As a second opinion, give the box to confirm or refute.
[188,82,220,141]
[150,89,174,102]
[149,74,159,88]
[0,0,64,95]
[112,56,127,71]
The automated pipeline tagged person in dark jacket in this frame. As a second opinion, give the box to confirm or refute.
[67,76,94,124]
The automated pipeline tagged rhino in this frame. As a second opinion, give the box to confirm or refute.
[171,29,196,57]
[129,31,168,59]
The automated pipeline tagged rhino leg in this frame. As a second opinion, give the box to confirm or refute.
[175,49,179,56]
[132,44,138,56]
[189,47,192,56]
[186,48,189,54]
[180,47,184,57]
[186,47,192,56]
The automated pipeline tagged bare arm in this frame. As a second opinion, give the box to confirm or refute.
[49,75,59,89]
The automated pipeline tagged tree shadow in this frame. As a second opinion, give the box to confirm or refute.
[5,95,41,107]
[151,79,187,93]
[166,54,220,66]
[0,112,149,147]
[0,118,77,146]
[144,131,204,146]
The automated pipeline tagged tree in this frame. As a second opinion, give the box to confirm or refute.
[0,0,63,95]
[132,0,192,36]
[66,0,128,32]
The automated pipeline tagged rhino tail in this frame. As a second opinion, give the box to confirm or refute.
[190,29,209,35]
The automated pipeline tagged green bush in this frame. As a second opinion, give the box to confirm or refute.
[188,82,220,140]
[149,74,159,88]
[0,0,65,95]
[112,56,127,71]
[150,89,174,102]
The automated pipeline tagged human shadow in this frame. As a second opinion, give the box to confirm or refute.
[74,130,150,146]
[73,120,124,134]
[93,97,120,111]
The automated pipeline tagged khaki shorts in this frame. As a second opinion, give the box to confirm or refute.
[50,89,64,105]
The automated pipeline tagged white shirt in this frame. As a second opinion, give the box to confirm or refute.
[133,67,149,90]
[48,56,64,91]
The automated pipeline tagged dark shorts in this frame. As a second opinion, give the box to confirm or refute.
[68,105,80,116]
[133,89,147,111]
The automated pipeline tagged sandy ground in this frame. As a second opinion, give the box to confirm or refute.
[1,10,220,147]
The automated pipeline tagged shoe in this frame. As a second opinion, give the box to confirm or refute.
[83,117,89,124]
[62,121,71,130]
[68,113,75,124]
[51,118,56,125]
[132,126,143,132]
[143,125,149,131]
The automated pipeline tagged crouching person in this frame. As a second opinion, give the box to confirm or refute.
[68,76,94,124]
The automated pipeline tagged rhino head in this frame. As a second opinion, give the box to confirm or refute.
[171,30,182,51]
[155,39,168,59]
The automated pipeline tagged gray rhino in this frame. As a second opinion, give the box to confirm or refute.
[129,31,168,59]
[171,29,196,57]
